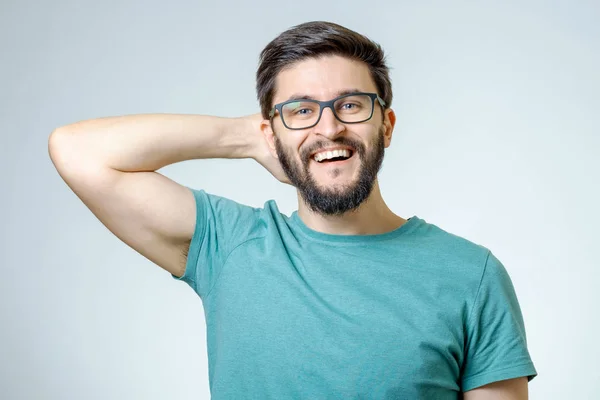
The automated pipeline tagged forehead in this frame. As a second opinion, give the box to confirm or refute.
[273,55,377,103]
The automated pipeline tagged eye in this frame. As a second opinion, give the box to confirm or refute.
[337,102,362,112]
[294,108,312,115]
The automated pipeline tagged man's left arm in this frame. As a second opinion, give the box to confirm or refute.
[460,251,537,393]
[464,377,528,400]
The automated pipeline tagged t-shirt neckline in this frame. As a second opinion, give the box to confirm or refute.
[289,212,422,244]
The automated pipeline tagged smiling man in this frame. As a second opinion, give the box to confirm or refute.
[49,21,536,399]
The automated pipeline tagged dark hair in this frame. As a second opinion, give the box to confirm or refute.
[256,21,393,119]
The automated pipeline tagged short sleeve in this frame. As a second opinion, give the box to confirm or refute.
[461,251,537,391]
[170,188,261,299]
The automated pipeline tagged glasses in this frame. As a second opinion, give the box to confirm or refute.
[269,92,386,130]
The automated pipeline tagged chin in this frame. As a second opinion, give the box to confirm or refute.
[315,181,356,194]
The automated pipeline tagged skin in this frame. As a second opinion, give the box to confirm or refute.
[463,377,528,399]
[260,54,407,235]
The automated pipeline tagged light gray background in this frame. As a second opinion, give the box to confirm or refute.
[1,0,599,399]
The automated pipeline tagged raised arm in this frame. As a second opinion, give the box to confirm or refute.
[48,113,284,277]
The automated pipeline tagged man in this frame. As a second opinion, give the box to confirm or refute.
[49,21,536,399]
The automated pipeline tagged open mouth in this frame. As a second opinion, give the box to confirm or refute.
[312,149,355,164]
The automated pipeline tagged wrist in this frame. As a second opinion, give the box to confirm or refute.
[233,114,263,160]
[215,116,251,159]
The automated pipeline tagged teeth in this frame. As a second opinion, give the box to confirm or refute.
[314,149,351,162]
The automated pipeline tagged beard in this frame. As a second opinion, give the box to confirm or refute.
[273,125,386,216]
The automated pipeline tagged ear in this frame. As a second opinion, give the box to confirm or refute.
[382,108,396,148]
[260,118,279,158]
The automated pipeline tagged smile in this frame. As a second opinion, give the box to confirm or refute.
[313,149,354,163]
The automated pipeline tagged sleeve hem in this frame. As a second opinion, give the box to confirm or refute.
[461,361,538,392]
[169,188,207,294]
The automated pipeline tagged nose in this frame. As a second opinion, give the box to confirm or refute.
[313,106,345,139]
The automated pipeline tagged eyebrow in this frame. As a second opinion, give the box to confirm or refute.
[285,88,364,102]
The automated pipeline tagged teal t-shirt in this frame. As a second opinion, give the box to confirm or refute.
[172,189,537,399]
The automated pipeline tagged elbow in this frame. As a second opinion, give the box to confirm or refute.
[48,128,74,168]
[48,128,96,178]
[49,128,111,184]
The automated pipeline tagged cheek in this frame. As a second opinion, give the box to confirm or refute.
[278,135,308,159]
[275,135,302,161]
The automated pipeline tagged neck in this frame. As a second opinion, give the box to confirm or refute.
[296,180,407,235]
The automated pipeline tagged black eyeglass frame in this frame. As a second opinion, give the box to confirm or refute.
[269,92,386,130]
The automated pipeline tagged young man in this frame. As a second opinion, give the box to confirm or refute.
[49,21,536,399]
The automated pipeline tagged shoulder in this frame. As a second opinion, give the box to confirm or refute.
[190,188,288,241]
[411,216,491,272]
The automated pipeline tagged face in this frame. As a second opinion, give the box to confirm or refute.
[264,55,395,216]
